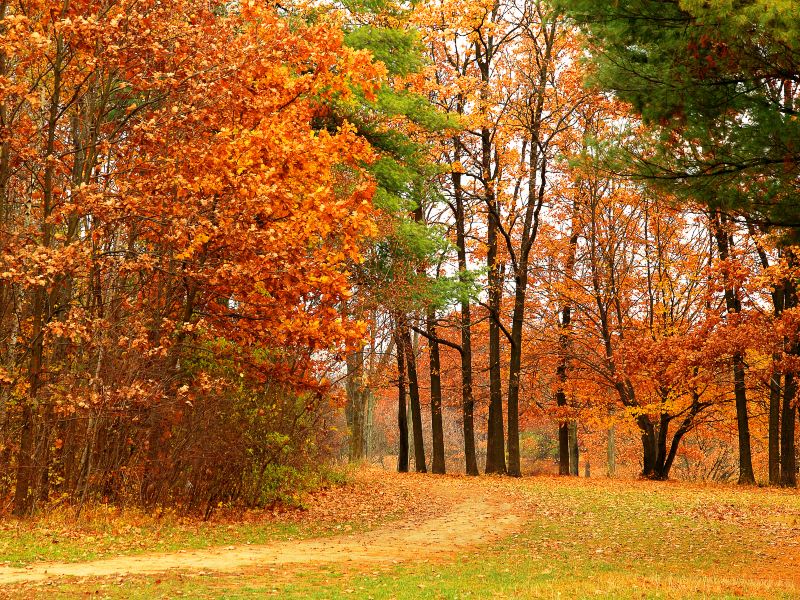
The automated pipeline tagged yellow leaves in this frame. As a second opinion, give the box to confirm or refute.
[175,233,210,260]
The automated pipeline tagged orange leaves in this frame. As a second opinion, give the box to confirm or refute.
[0,0,387,420]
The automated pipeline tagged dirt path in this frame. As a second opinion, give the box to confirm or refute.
[0,488,523,585]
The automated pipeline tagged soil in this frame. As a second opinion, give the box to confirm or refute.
[0,478,524,585]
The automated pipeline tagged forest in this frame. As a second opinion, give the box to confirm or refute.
[0,0,799,523]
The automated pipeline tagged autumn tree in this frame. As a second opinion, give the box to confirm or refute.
[0,0,383,514]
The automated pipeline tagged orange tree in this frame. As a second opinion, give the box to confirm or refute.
[0,0,382,514]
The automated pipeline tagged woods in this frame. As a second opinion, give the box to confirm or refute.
[1,0,799,523]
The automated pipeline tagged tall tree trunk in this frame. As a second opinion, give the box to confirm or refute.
[749,222,784,485]
[452,169,479,476]
[568,421,579,476]
[607,423,616,477]
[474,30,505,475]
[427,309,446,474]
[395,329,409,473]
[346,348,367,462]
[484,131,505,475]
[781,256,798,487]
[506,284,524,477]
[781,374,797,486]
[638,415,657,477]
[732,354,755,484]
[558,418,570,475]
[401,321,426,473]
[506,12,557,479]
[769,369,783,485]
[556,200,579,475]
[712,211,755,484]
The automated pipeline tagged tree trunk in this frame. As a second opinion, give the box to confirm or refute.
[14,36,64,515]
[556,201,580,476]
[638,415,657,478]
[568,421,579,476]
[452,169,479,476]
[781,372,797,487]
[769,369,782,485]
[607,424,616,477]
[506,281,525,477]
[395,329,409,473]
[484,132,506,475]
[346,348,367,462]
[732,353,755,484]
[712,212,755,484]
[558,420,570,475]
[427,309,446,474]
[750,223,785,486]
[401,321,426,473]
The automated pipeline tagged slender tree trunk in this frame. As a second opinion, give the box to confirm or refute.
[484,130,505,475]
[453,167,478,476]
[607,423,616,477]
[452,169,479,476]
[568,421,579,476]
[769,369,783,485]
[506,15,557,479]
[427,309,445,474]
[781,372,797,487]
[395,329,409,473]
[346,348,367,462]
[749,222,785,485]
[780,256,798,486]
[732,354,755,484]
[558,419,570,475]
[401,321,426,473]
[14,36,64,515]
[506,283,525,477]
[556,201,579,475]
[712,212,755,484]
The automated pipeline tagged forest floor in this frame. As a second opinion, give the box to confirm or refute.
[0,467,799,598]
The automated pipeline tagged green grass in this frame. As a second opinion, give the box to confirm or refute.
[0,516,311,567]
[5,476,800,599]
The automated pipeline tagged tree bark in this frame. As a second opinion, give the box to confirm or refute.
[484,139,505,475]
[401,321,426,473]
[781,374,797,486]
[395,329,409,473]
[749,221,784,485]
[14,34,63,515]
[769,369,783,485]
[556,200,579,476]
[452,169,479,476]
[346,348,368,462]
[607,423,616,477]
[712,211,755,484]
[568,421,579,476]
[427,309,446,474]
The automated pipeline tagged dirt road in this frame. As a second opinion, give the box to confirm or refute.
[0,485,523,585]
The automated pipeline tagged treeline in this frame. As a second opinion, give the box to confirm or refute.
[345,0,800,487]
[1,0,799,520]
[0,0,383,515]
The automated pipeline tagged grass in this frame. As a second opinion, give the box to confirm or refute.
[3,475,800,599]
[0,506,312,567]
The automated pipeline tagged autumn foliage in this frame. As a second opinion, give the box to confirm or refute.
[0,0,381,514]
[1,0,798,519]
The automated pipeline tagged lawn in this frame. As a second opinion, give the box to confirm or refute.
[2,474,799,599]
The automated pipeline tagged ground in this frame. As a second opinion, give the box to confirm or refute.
[0,468,799,598]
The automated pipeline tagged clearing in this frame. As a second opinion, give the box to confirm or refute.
[1,468,799,598]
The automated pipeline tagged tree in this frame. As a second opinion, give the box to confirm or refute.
[558,0,800,235]
[559,0,800,483]
[1,0,384,513]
